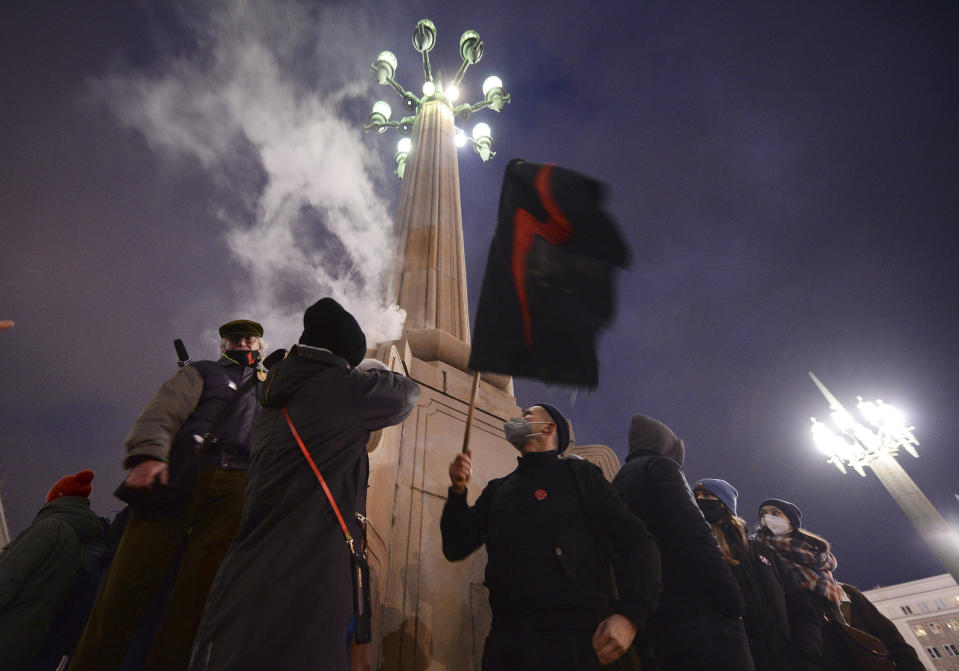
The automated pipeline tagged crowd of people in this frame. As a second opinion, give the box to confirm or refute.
[443,409,924,670]
[0,298,926,671]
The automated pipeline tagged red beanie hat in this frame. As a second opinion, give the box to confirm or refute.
[46,470,95,503]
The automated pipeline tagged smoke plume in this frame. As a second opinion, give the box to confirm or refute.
[90,1,405,349]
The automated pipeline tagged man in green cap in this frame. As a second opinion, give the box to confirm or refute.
[70,319,267,671]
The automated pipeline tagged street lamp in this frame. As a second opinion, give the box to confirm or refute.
[808,372,959,582]
[809,372,919,477]
[363,18,511,176]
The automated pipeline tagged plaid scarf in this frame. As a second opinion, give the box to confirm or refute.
[757,533,845,604]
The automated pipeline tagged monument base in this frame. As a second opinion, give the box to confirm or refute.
[357,335,622,670]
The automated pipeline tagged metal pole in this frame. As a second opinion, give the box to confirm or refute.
[870,454,959,583]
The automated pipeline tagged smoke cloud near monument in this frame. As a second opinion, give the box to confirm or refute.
[87,0,405,347]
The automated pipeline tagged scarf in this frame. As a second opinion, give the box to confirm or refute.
[756,533,845,605]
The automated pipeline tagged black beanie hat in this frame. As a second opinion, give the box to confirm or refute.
[299,298,367,367]
[759,498,802,531]
[536,403,570,453]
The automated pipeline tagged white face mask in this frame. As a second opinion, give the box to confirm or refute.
[762,514,791,536]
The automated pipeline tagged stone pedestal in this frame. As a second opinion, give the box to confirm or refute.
[357,338,519,671]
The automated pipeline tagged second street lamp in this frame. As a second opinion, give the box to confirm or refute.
[808,372,959,583]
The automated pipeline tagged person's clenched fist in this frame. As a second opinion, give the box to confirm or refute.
[592,614,638,665]
[448,450,472,494]
[125,460,169,491]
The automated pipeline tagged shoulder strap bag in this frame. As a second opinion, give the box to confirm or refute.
[283,408,372,645]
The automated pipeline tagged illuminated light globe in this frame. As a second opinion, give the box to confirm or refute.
[471,122,493,162]
[454,128,467,147]
[446,85,460,102]
[482,75,502,96]
[472,122,491,140]
[367,100,392,133]
[394,137,412,179]
[372,51,397,85]
[422,81,435,97]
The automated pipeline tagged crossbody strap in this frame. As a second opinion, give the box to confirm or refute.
[282,407,355,552]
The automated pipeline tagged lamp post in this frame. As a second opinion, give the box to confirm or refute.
[363,19,511,177]
[808,372,959,582]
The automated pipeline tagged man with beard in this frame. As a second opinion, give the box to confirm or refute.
[71,319,267,671]
[441,404,662,670]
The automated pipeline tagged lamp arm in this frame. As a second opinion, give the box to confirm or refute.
[363,116,416,132]
[384,77,415,103]
[421,52,433,83]
[452,60,470,87]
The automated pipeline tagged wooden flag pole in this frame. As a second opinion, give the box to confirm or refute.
[461,371,481,453]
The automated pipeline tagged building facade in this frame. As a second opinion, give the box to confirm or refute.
[863,574,959,671]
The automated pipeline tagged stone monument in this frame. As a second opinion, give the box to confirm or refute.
[355,25,621,671]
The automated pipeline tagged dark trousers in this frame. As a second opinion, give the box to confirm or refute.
[482,628,602,671]
[653,614,756,671]
[68,465,245,671]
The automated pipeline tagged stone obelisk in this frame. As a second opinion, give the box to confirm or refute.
[358,95,520,671]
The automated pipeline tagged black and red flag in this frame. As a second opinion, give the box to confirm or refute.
[468,159,631,387]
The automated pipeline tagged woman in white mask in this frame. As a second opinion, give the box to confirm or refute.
[752,499,924,671]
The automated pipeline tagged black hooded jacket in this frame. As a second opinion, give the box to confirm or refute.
[187,346,420,671]
[611,415,744,626]
[442,450,662,633]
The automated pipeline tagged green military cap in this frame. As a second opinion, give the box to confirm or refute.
[218,319,264,338]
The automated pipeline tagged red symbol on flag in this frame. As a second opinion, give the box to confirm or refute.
[511,164,572,346]
[534,489,547,501]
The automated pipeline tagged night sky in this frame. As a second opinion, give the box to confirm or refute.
[2,1,958,590]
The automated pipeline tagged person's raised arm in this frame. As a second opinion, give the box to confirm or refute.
[440,449,497,561]
[350,365,421,431]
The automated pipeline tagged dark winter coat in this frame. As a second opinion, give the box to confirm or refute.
[188,346,420,671]
[0,496,103,671]
[728,537,821,671]
[842,583,924,671]
[611,432,744,628]
[441,450,662,632]
[123,355,259,469]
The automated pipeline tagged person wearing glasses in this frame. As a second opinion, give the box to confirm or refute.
[70,319,267,671]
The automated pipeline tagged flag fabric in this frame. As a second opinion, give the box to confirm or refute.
[468,159,631,387]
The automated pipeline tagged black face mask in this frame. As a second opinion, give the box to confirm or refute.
[697,498,728,524]
[226,349,261,367]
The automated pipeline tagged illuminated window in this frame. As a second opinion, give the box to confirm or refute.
[954,595,959,605]
[902,605,914,615]
[946,619,959,631]
[930,622,944,633]
[927,647,942,660]
[945,644,959,657]
[915,625,929,637]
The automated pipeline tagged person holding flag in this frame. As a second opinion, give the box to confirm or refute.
[441,403,662,670]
